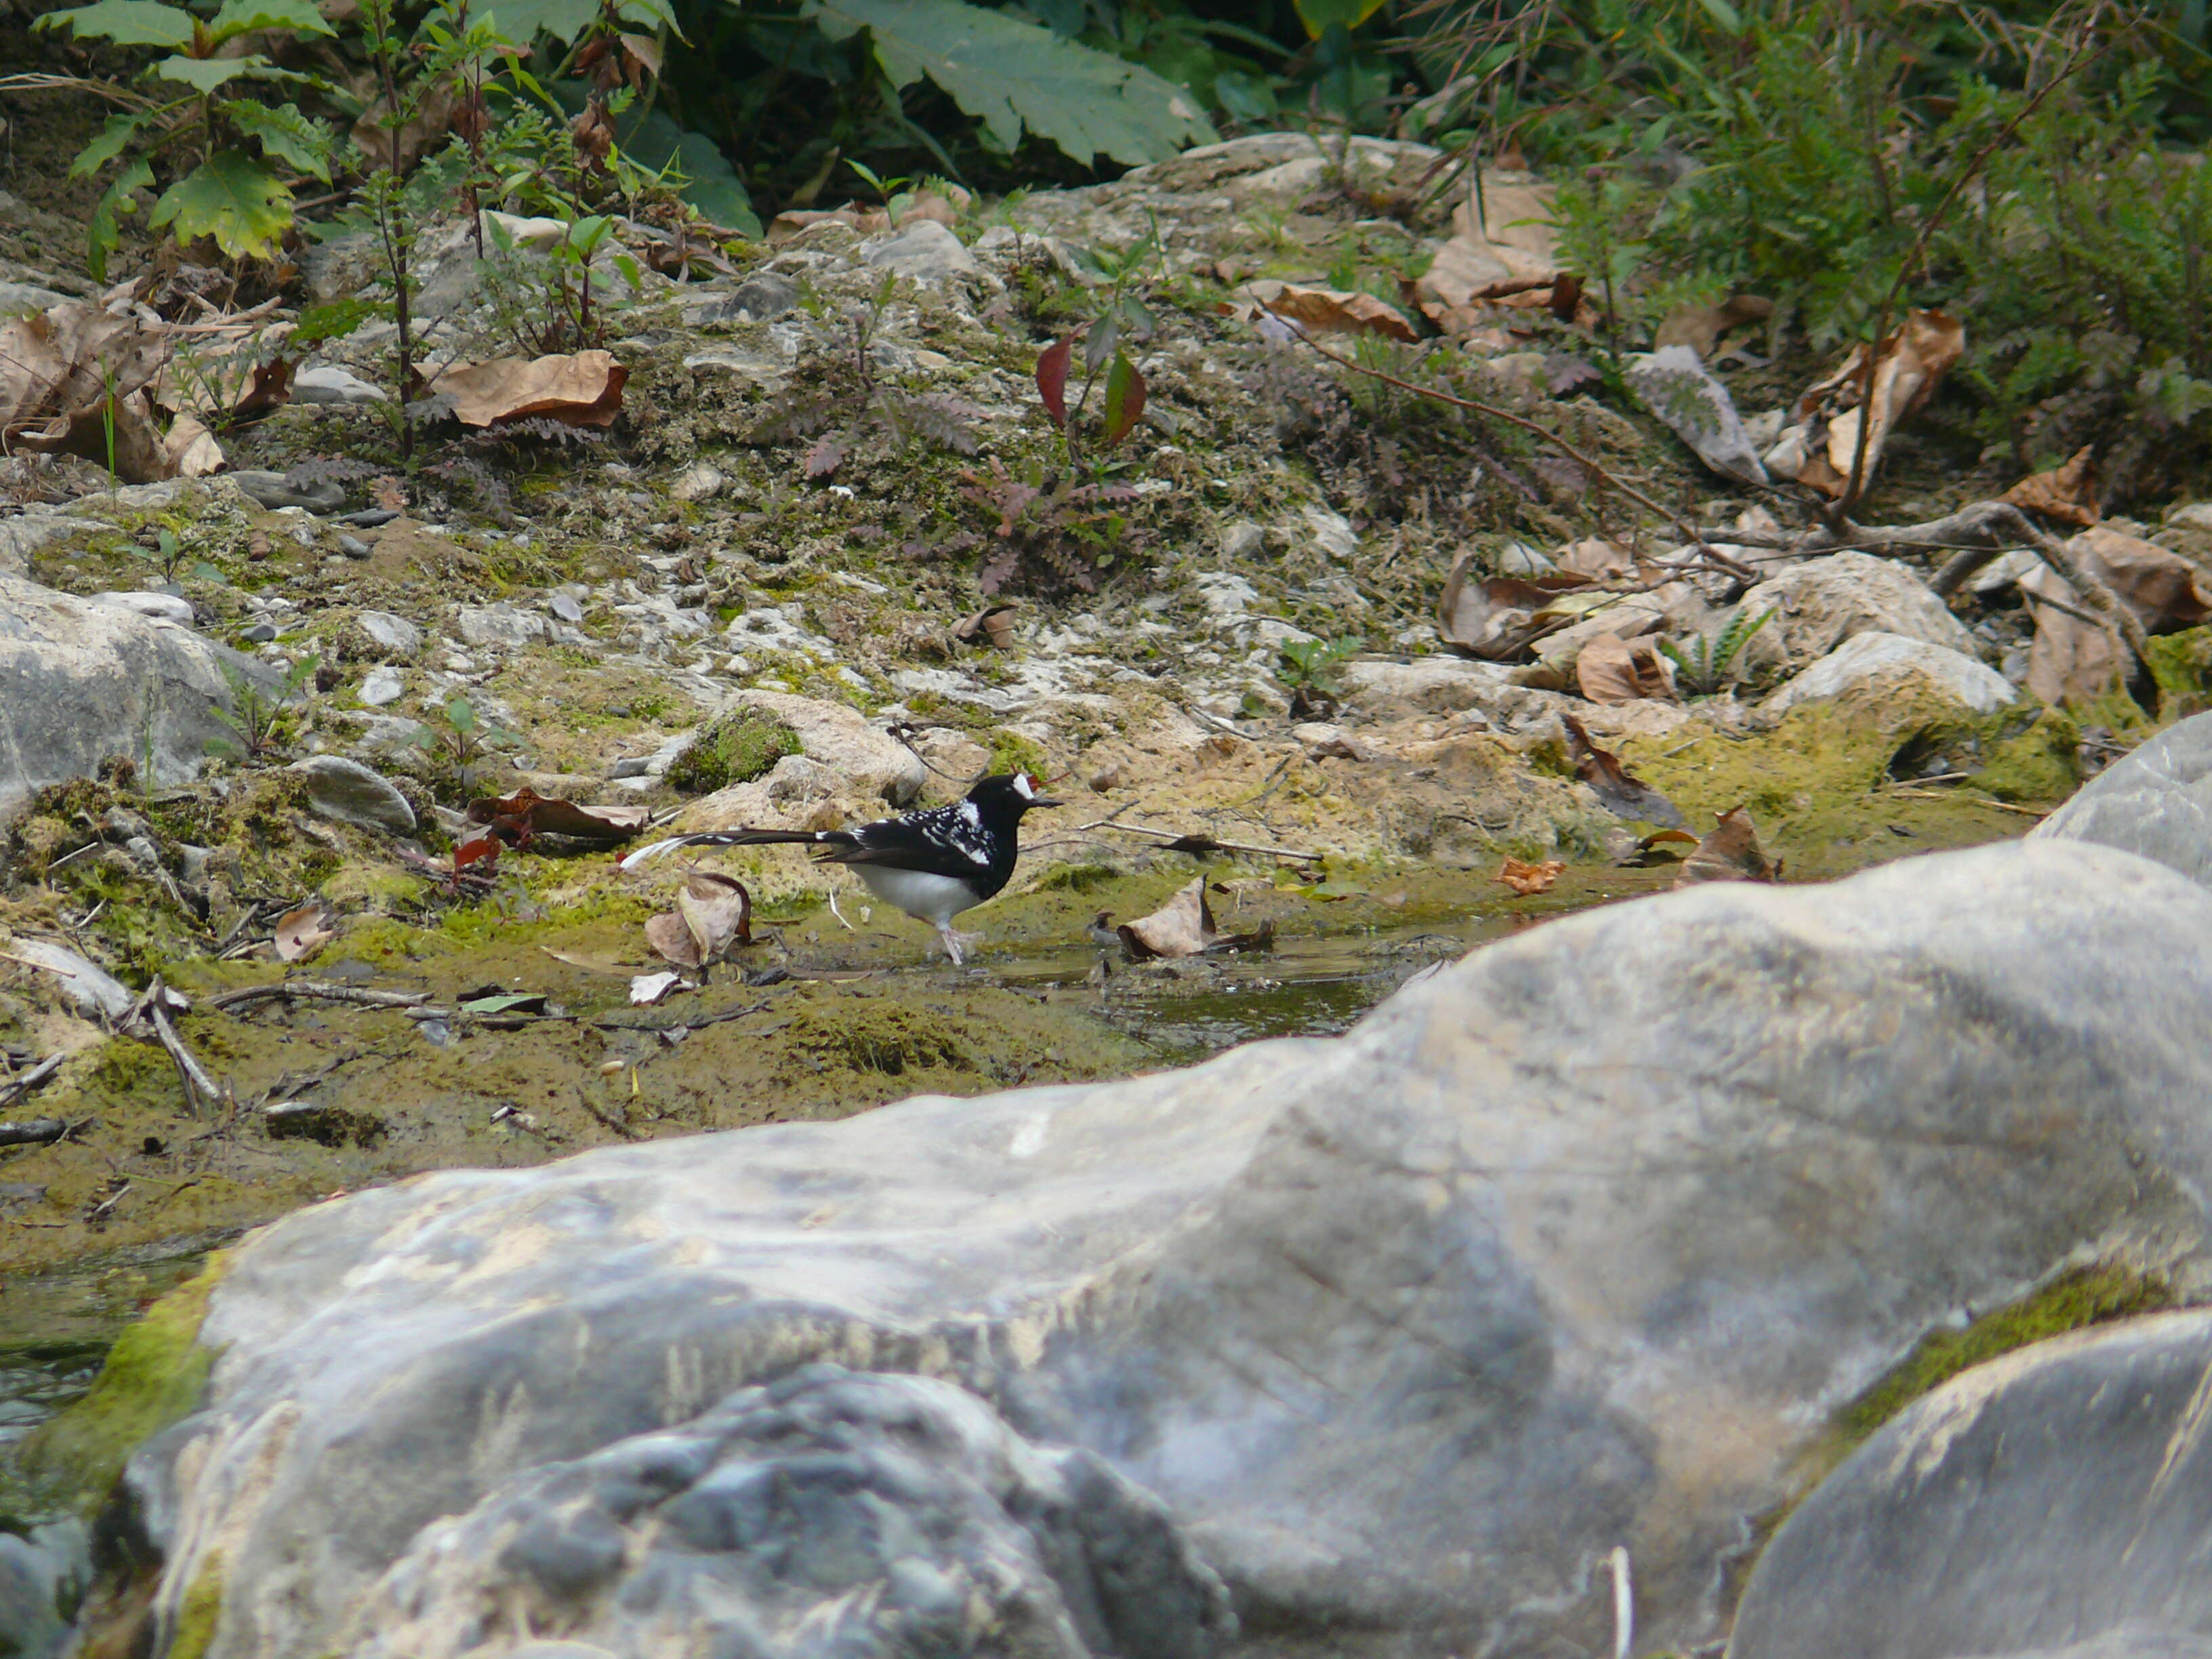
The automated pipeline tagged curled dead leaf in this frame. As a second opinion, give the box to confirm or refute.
[952,602,1019,649]
[1561,714,1686,827]
[1765,310,1964,498]
[648,874,752,971]
[644,909,700,970]
[465,787,649,844]
[1231,283,1418,342]
[1677,806,1780,886]
[2002,446,2100,527]
[1576,633,1676,705]
[274,903,336,962]
[1115,877,1274,960]
[1438,553,1593,660]
[1652,294,1774,359]
[430,351,626,429]
[1494,856,1564,896]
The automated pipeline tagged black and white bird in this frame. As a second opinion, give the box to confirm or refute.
[619,771,1063,966]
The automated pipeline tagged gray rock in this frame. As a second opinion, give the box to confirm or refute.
[1767,631,2021,714]
[0,1518,88,1659]
[231,470,347,514]
[2033,711,2212,888]
[546,592,586,626]
[861,218,981,283]
[293,365,390,405]
[118,840,2212,1659]
[1731,1311,2212,1659]
[1738,550,1981,675]
[0,280,73,315]
[354,611,422,659]
[1,937,133,1021]
[289,755,417,836]
[668,462,725,503]
[337,534,372,560]
[1626,344,1769,485]
[688,270,800,324]
[239,621,277,644]
[455,602,550,650]
[0,513,106,579]
[356,666,405,708]
[348,1365,1234,1659]
[89,591,194,628]
[0,573,277,820]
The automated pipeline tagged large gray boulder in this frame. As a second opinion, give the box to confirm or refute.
[1767,630,2021,715]
[1730,1311,2212,1659]
[1738,550,1980,674]
[2034,711,2212,888]
[0,573,276,820]
[114,840,2212,1659]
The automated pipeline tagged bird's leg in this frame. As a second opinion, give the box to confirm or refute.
[936,923,968,967]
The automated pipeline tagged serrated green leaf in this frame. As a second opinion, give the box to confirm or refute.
[35,0,194,47]
[222,100,331,180]
[73,111,154,178]
[802,0,1214,166]
[206,0,335,41]
[1289,0,1385,39]
[87,158,155,281]
[149,150,292,260]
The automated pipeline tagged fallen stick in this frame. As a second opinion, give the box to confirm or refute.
[145,979,222,1115]
[1885,786,2048,819]
[0,1053,65,1108]
[0,1118,67,1148]
[208,981,432,1012]
[1087,821,1326,862]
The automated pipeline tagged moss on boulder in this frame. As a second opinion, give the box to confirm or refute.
[665,707,802,795]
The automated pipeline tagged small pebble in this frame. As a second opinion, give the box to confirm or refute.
[337,535,373,559]
[241,622,278,644]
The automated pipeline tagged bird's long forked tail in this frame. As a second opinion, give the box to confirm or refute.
[618,829,826,872]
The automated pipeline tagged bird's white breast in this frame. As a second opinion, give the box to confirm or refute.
[851,865,986,926]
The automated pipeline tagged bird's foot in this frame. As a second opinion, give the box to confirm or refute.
[937,926,982,966]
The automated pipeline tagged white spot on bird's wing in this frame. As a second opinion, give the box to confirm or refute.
[960,800,983,829]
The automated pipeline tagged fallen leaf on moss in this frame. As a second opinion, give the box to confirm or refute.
[1561,713,1685,827]
[647,873,753,970]
[464,787,648,844]
[431,350,626,428]
[1494,855,1564,895]
[1677,806,1780,886]
[274,903,335,962]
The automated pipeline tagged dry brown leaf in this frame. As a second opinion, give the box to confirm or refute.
[952,602,1019,649]
[161,412,223,478]
[539,946,639,975]
[1767,310,1965,498]
[1554,538,1636,580]
[1118,877,1216,959]
[464,787,648,842]
[1230,283,1418,342]
[274,903,335,962]
[1437,552,1592,659]
[1652,294,1774,359]
[1562,714,1686,827]
[1413,186,1563,331]
[2072,526,2212,632]
[644,909,700,970]
[0,300,191,482]
[1677,807,1780,886]
[431,351,626,428]
[1576,633,1676,705]
[1494,855,1564,896]
[2022,527,2212,705]
[2002,446,2100,526]
[677,872,752,964]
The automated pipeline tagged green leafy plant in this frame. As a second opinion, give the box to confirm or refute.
[1277,632,1364,717]
[37,0,338,276]
[411,695,522,792]
[1032,228,1162,474]
[207,653,318,762]
[477,211,644,355]
[1660,608,1772,696]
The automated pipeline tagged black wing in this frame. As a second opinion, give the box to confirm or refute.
[813,802,1002,882]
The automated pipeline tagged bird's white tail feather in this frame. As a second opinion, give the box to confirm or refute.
[619,836,705,871]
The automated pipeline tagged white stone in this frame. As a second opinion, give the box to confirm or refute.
[1765,632,2020,715]
[669,462,726,503]
[1302,506,1360,561]
[455,602,550,650]
[358,667,405,708]
[292,365,390,405]
[89,591,193,627]
[354,611,422,657]
[860,219,980,283]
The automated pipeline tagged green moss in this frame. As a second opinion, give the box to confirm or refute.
[1835,1263,2171,1446]
[785,1002,978,1076]
[168,1553,224,1659]
[984,729,1048,778]
[24,1256,230,1511]
[1969,708,2081,802]
[2145,625,2212,720]
[665,707,802,795]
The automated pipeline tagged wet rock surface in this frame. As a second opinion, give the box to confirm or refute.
[115,840,2212,1659]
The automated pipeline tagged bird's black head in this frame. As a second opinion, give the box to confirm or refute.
[967,772,1063,816]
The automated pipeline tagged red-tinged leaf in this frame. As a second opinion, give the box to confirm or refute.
[1102,352,1146,449]
[804,434,845,478]
[1036,335,1073,432]
[464,787,647,842]
[454,835,502,872]
[1493,856,1564,896]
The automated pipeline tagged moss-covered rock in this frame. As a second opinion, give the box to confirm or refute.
[665,707,802,795]
[2144,624,2212,720]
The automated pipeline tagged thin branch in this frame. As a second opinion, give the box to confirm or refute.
[207,979,431,1012]
[0,1054,65,1109]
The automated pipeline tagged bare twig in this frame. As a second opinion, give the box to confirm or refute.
[207,980,432,1012]
[1084,819,1326,862]
[0,1117,68,1148]
[0,1053,64,1109]
[1886,787,2049,818]
[143,980,222,1116]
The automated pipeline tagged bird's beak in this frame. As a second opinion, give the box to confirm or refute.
[1030,795,1065,808]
